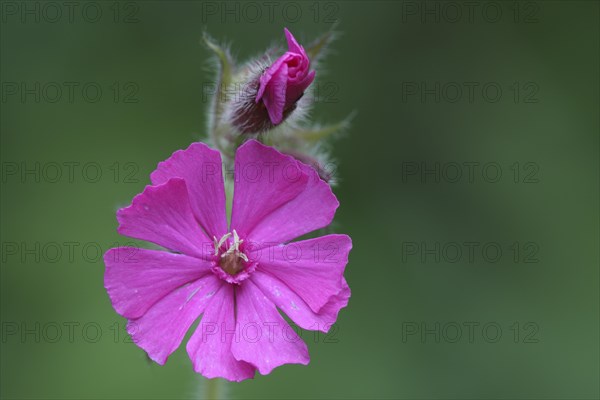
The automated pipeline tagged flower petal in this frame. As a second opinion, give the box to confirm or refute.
[231,141,308,239]
[286,69,315,105]
[151,142,228,239]
[321,277,351,319]
[247,160,338,247]
[256,54,288,102]
[261,62,288,125]
[104,247,212,319]
[248,234,352,313]
[187,284,256,382]
[232,279,309,375]
[251,271,350,332]
[117,178,211,259]
[127,274,223,365]
[284,28,305,56]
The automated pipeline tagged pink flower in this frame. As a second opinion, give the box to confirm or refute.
[104,140,351,381]
[256,28,316,125]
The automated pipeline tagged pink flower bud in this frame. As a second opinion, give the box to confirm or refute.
[255,28,316,125]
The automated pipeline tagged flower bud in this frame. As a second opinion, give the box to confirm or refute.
[228,28,315,134]
[256,28,316,124]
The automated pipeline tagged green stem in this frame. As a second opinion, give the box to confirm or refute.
[224,173,234,225]
[204,378,220,400]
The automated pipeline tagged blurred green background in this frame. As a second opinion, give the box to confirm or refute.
[1,1,598,399]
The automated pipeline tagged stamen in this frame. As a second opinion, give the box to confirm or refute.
[211,228,257,283]
[214,230,249,275]
[220,229,248,261]
[213,232,231,255]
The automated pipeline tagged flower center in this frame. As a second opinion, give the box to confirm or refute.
[213,230,249,276]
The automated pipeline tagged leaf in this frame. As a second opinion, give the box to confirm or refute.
[296,113,354,142]
[202,32,234,133]
[305,23,339,63]
[202,32,233,88]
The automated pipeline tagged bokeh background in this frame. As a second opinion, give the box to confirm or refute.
[1,1,598,399]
